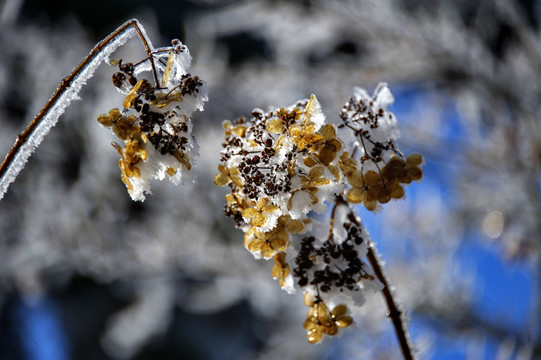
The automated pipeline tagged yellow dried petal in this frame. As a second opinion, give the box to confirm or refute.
[390,185,405,199]
[347,170,364,188]
[309,166,325,180]
[286,219,304,234]
[266,118,284,134]
[366,186,380,202]
[243,207,259,218]
[307,329,323,344]
[174,151,191,170]
[309,193,319,205]
[263,204,279,213]
[388,156,405,168]
[232,126,247,137]
[332,304,348,318]
[304,123,317,134]
[307,306,317,319]
[270,234,288,251]
[272,253,290,286]
[125,165,140,178]
[347,187,365,204]
[111,142,124,156]
[125,141,138,154]
[272,263,283,279]
[139,148,147,161]
[260,246,275,259]
[304,133,323,145]
[304,293,316,307]
[329,139,342,151]
[296,139,308,151]
[304,94,318,123]
[303,317,319,331]
[182,158,192,171]
[214,173,230,186]
[407,166,423,181]
[166,167,177,177]
[108,108,122,120]
[256,198,269,209]
[316,303,333,325]
[120,172,133,191]
[320,124,336,140]
[222,120,232,130]
[122,79,145,108]
[304,156,319,167]
[343,157,358,170]
[364,170,381,187]
[328,164,340,181]
[312,178,330,186]
[399,174,413,184]
[247,238,264,252]
[289,125,302,137]
[97,114,114,127]
[322,324,338,336]
[406,153,423,167]
[274,252,287,266]
[217,164,227,174]
[335,316,354,328]
[231,176,243,188]
[251,213,267,227]
[161,51,175,86]
[279,273,288,287]
[227,167,239,176]
[112,122,129,140]
[318,146,337,165]
[364,199,378,211]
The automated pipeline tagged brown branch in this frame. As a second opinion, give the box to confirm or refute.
[337,196,414,360]
[366,246,414,360]
[328,195,341,240]
[0,19,157,197]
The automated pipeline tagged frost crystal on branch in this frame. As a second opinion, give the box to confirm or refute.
[0,19,144,201]
[215,83,424,344]
[97,41,207,201]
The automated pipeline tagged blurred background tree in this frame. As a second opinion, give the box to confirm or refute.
[0,0,538,359]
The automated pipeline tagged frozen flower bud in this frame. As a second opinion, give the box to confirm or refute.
[97,41,208,201]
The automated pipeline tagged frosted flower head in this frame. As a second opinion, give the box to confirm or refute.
[338,83,424,211]
[97,40,207,201]
[215,95,345,257]
[215,84,424,344]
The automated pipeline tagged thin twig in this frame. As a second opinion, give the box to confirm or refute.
[365,246,414,360]
[328,195,341,240]
[336,195,414,360]
[0,19,156,198]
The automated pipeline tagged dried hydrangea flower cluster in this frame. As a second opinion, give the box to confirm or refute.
[97,40,207,201]
[215,83,423,343]
[303,293,354,344]
[338,85,424,211]
[215,95,343,255]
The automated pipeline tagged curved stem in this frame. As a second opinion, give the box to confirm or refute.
[0,19,155,200]
[366,245,414,360]
[339,197,414,360]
